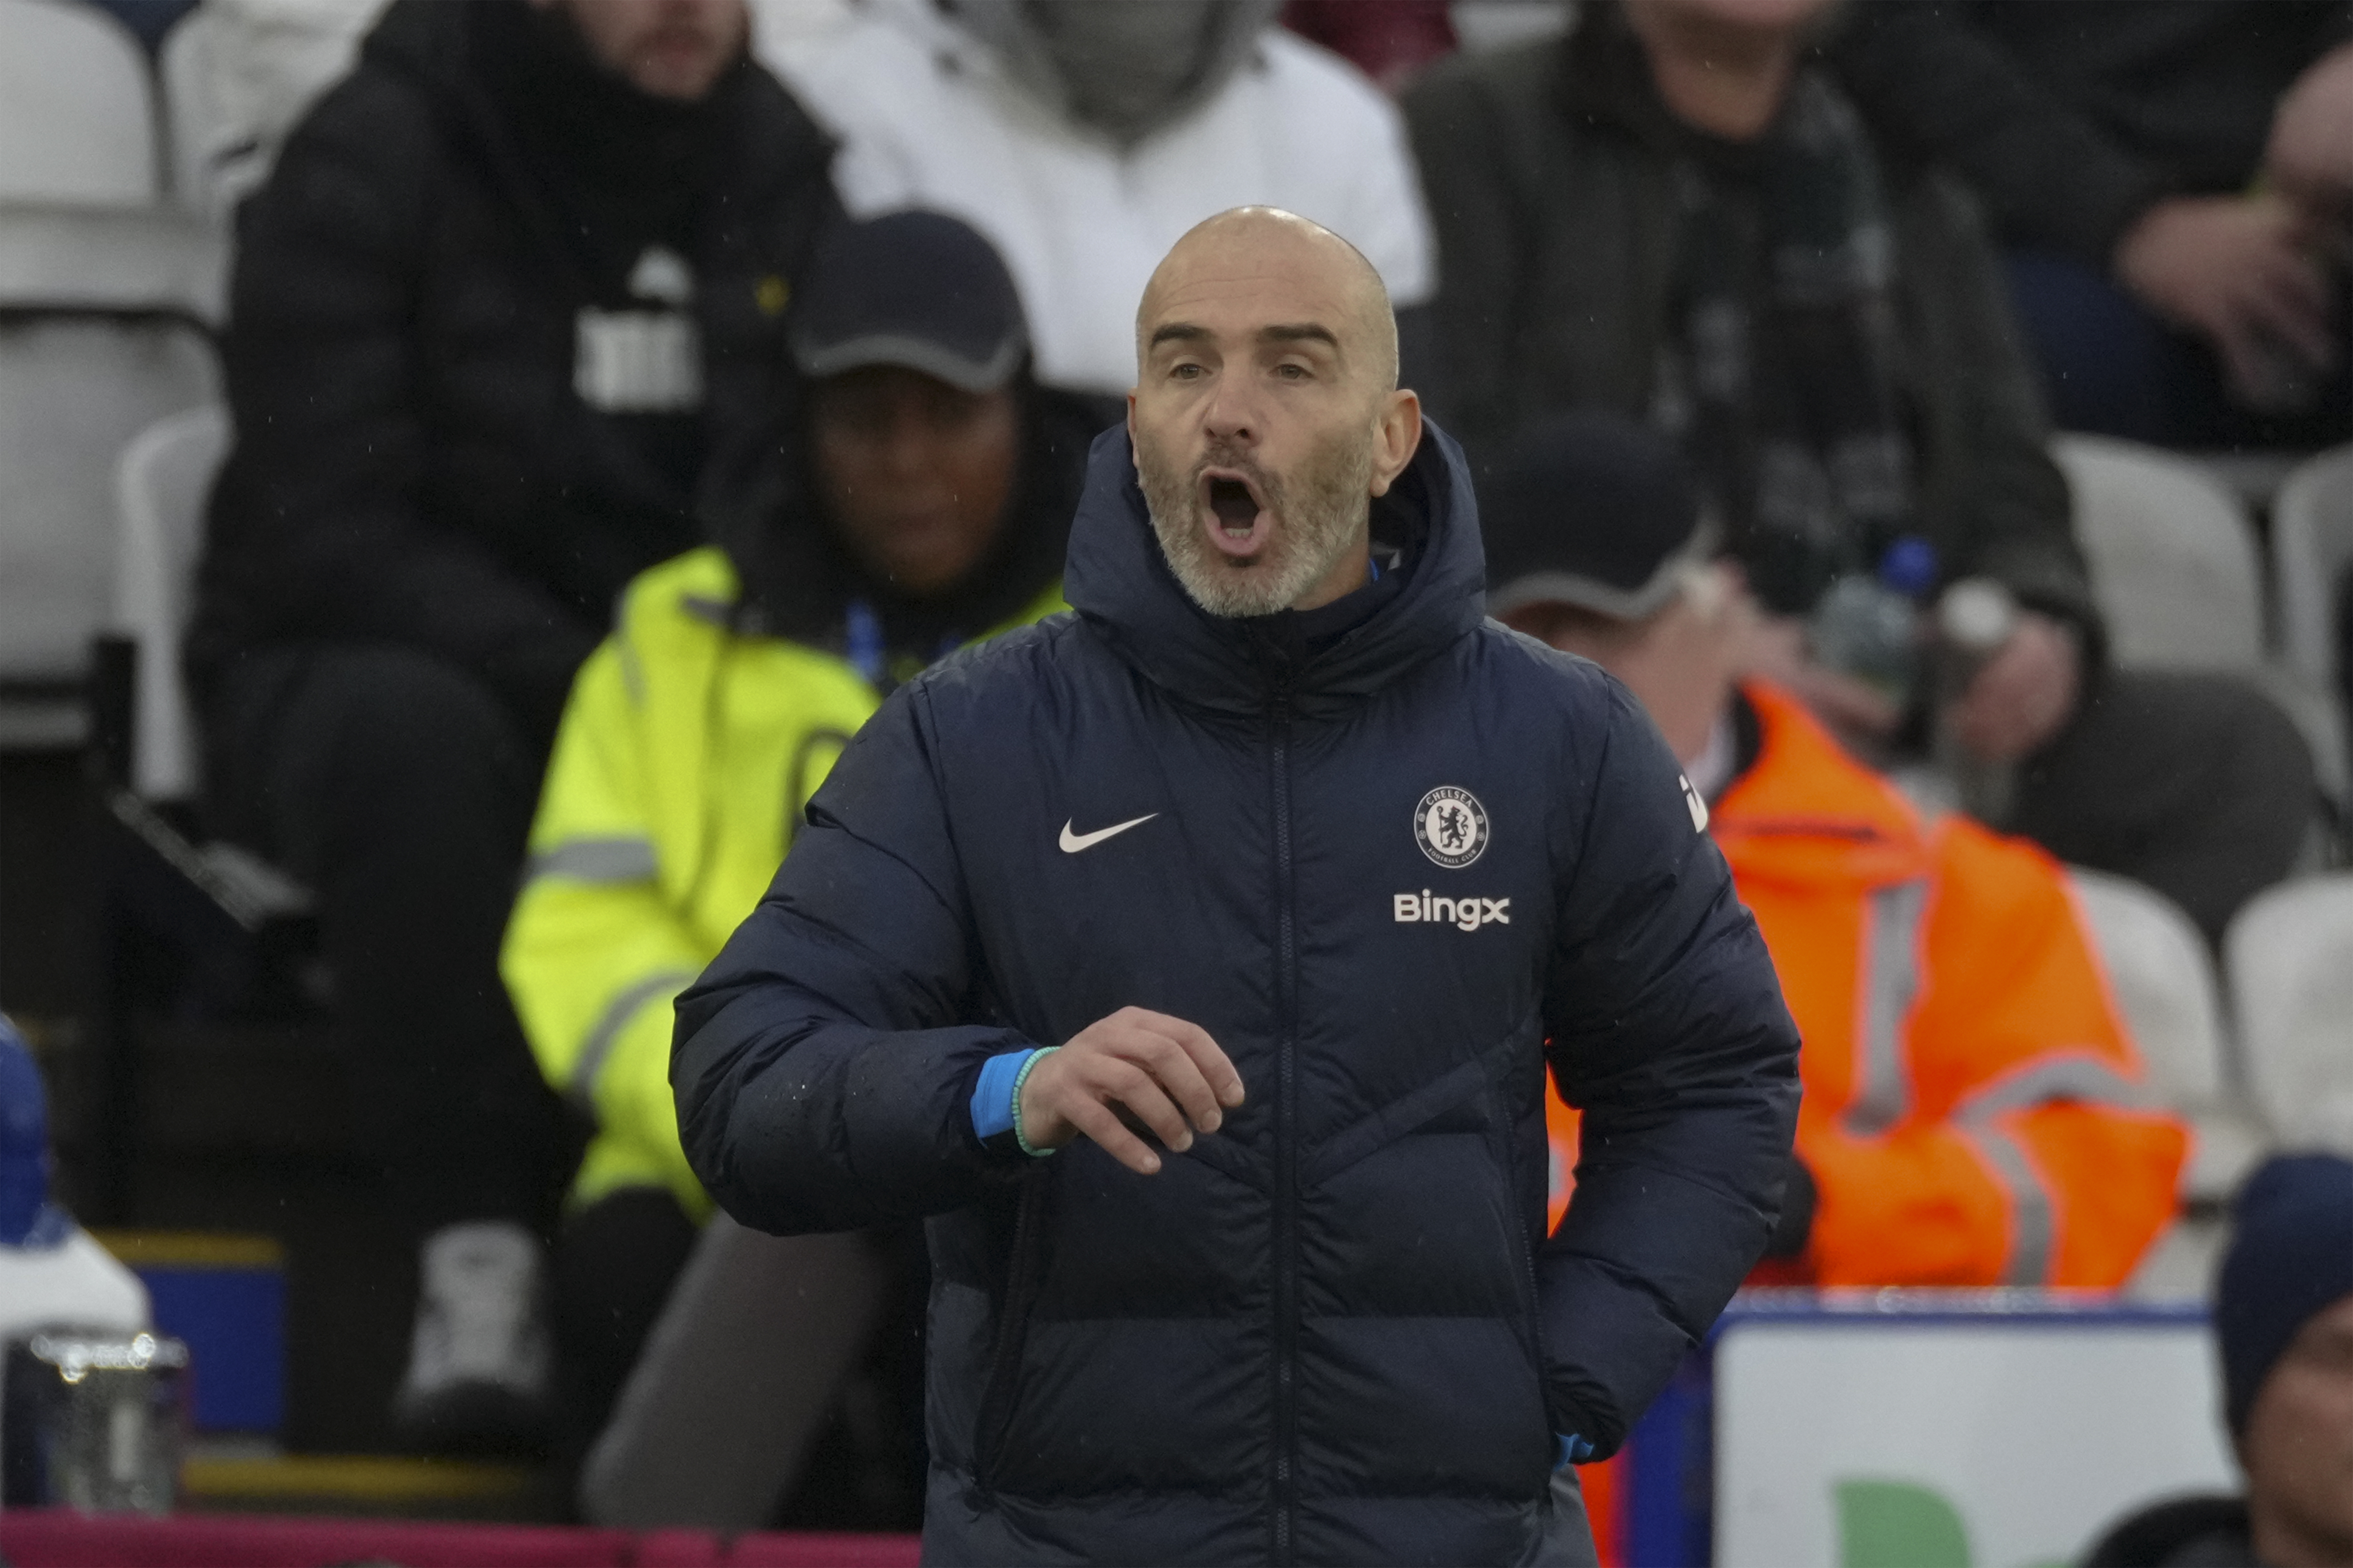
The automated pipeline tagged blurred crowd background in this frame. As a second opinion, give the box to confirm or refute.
[6,0,2353,1558]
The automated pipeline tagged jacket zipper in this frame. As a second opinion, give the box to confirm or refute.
[973,1168,1050,1497]
[1268,680,1300,1565]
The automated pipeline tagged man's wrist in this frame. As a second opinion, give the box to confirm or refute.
[1010,1046,1061,1157]
[969,1047,1039,1143]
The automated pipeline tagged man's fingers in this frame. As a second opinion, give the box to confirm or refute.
[1123,1027,1227,1134]
[1098,1058,1195,1152]
[1063,1095,1163,1176]
[1117,1009,1247,1113]
[2243,275,2339,367]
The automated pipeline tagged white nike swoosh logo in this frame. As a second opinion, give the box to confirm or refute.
[1059,813,1158,853]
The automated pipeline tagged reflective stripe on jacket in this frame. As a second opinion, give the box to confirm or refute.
[500,544,1066,1214]
[1548,679,2186,1287]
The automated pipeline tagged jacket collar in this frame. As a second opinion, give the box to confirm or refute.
[1711,679,1933,887]
[1063,421,1487,718]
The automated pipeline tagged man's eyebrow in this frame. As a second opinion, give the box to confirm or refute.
[1260,322,1341,351]
[1148,322,1211,350]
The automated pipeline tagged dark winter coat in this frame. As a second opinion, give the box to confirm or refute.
[1400,9,2101,643]
[673,421,1802,1566]
[1830,1,2353,267]
[189,0,838,744]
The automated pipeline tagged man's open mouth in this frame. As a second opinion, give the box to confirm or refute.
[1200,469,1270,560]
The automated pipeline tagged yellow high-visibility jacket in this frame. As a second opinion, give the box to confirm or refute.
[501,544,1067,1214]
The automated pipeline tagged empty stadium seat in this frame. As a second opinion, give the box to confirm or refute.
[0,0,160,205]
[2056,433,2349,800]
[2272,444,2353,693]
[2054,434,2266,671]
[0,318,219,688]
[112,402,229,800]
[2067,868,2267,1205]
[2225,874,2353,1154]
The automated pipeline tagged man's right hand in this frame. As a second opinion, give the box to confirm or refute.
[2113,194,2336,407]
[1019,1007,1246,1175]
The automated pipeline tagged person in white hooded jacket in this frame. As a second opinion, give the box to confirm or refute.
[759,0,1436,398]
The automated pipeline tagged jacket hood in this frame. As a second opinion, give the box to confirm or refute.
[948,0,1280,146]
[1064,420,1487,717]
[1712,679,1933,891]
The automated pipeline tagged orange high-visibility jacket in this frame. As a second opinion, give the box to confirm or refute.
[1547,680,2186,1287]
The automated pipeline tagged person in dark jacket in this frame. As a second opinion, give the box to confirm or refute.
[1831,2,2353,447]
[187,0,838,1447]
[2085,1154,2353,1568]
[671,206,1802,1566]
[1402,0,2316,946]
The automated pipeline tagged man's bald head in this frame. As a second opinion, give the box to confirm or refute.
[1127,206,1422,619]
[1137,207,1399,394]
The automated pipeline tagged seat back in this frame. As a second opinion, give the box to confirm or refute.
[2054,434,2266,671]
[160,0,384,219]
[0,318,220,684]
[2226,875,2353,1151]
[2066,868,2229,1107]
[0,0,160,205]
[2271,445,2353,691]
[113,404,231,800]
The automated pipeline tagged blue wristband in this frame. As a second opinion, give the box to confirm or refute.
[1555,1433,1595,1469]
[969,1049,1037,1141]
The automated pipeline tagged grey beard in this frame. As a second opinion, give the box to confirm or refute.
[1139,438,1372,618]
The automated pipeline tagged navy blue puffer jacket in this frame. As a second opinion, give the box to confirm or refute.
[673,423,1801,1566]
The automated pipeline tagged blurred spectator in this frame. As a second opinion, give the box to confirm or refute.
[1281,0,1456,92]
[186,0,839,1449]
[1490,412,2187,1289]
[165,0,845,220]
[2086,1153,2353,1567]
[500,210,1089,1457]
[760,0,1435,398]
[1404,0,2316,944]
[1832,3,2353,449]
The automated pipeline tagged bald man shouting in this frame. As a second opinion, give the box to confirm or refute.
[673,208,1800,1566]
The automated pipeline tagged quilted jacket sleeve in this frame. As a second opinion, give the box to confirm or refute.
[1538,679,1803,1457]
[671,683,1033,1235]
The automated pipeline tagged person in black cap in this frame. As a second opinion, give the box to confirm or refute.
[2088,1153,2353,1568]
[1489,411,2185,1295]
[500,208,1101,1485]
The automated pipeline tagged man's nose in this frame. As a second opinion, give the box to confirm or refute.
[1200,377,1261,447]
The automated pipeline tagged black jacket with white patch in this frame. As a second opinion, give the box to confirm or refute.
[674,422,1801,1566]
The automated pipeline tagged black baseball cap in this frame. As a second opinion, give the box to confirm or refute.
[1482,410,1718,621]
[790,209,1029,393]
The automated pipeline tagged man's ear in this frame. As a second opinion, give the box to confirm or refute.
[1366,390,1424,498]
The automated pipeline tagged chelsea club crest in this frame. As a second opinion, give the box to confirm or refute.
[1413,786,1489,869]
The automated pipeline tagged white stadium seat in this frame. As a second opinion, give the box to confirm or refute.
[160,0,387,219]
[2226,874,2353,1154]
[0,320,219,691]
[2056,433,2348,800]
[112,403,231,801]
[2067,868,2267,1206]
[0,0,160,205]
[2271,444,2353,693]
[2054,434,2265,671]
